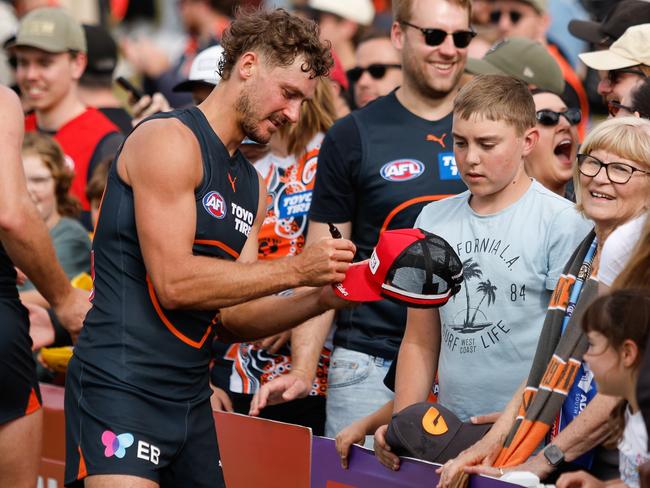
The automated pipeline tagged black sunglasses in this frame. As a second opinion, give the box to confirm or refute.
[607,100,635,117]
[577,153,650,184]
[607,68,647,85]
[346,63,402,83]
[400,21,476,48]
[536,108,581,127]
[489,10,523,24]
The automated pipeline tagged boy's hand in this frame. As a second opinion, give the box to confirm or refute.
[374,424,400,470]
[335,420,367,469]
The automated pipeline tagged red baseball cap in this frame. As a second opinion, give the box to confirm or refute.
[333,228,463,308]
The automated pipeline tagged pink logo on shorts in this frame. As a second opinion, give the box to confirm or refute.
[102,430,134,458]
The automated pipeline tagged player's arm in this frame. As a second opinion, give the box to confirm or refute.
[0,87,89,336]
[124,119,355,311]
[393,307,441,413]
[248,220,351,414]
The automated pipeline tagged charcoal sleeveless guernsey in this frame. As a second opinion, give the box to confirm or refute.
[73,107,259,402]
[0,243,17,298]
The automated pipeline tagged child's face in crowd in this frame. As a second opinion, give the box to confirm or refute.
[14,47,85,111]
[525,92,577,191]
[584,331,637,398]
[22,152,58,227]
[578,149,650,230]
[452,114,535,198]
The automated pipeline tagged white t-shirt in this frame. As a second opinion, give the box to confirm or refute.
[415,180,592,420]
[600,214,647,287]
[619,407,650,488]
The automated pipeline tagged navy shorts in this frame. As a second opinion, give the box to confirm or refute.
[0,298,41,424]
[64,357,225,487]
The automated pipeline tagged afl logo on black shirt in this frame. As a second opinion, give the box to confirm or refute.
[202,191,227,219]
[380,159,425,182]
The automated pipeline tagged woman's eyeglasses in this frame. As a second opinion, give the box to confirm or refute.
[346,63,402,83]
[577,153,650,184]
[536,108,581,127]
[489,10,523,25]
[400,21,476,48]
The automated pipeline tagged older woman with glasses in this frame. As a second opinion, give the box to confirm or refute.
[525,90,581,198]
[439,117,650,484]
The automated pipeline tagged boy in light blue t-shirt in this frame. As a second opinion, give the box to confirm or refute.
[392,75,591,423]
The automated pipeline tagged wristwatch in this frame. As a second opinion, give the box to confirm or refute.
[543,444,565,466]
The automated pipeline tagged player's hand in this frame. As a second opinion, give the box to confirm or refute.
[470,411,501,425]
[210,386,234,412]
[436,437,500,488]
[374,424,400,471]
[131,93,171,126]
[26,303,55,350]
[317,284,357,311]
[255,330,290,354]
[249,371,311,416]
[556,471,606,488]
[295,238,355,287]
[53,287,90,342]
[335,420,367,469]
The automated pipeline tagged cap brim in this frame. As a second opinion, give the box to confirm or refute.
[465,58,506,76]
[332,260,383,302]
[7,39,68,53]
[568,20,604,44]
[172,79,215,93]
[381,285,452,308]
[579,49,639,71]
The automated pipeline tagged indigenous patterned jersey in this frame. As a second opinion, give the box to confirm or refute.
[74,107,259,402]
[229,135,329,397]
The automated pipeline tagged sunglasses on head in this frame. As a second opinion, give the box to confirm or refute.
[536,108,581,126]
[489,10,523,25]
[400,21,476,48]
[346,63,402,83]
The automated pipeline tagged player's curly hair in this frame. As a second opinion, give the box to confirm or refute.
[218,8,332,81]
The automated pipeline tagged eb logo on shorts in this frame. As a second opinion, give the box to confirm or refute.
[438,153,460,180]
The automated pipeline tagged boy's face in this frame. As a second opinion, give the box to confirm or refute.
[452,114,535,197]
[15,47,85,112]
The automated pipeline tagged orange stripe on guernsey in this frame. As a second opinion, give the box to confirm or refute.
[234,354,251,392]
[77,446,88,479]
[24,387,41,415]
[194,239,240,259]
[146,276,214,349]
[380,195,454,234]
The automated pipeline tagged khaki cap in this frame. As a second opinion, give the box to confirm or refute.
[579,23,650,70]
[9,7,86,53]
[466,37,565,95]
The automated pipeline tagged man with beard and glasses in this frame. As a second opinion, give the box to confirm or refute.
[63,9,356,488]
[250,0,471,448]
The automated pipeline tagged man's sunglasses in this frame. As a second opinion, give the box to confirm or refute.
[607,100,635,117]
[401,21,476,48]
[536,108,581,127]
[606,68,647,85]
[346,63,402,83]
[489,10,523,25]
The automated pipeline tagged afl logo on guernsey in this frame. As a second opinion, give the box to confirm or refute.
[380,159,425,182]
[202,191,227,219]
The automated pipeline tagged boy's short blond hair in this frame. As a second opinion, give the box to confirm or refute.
[453,74,536,136]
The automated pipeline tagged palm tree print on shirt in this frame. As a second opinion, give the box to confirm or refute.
[451,258,498,333]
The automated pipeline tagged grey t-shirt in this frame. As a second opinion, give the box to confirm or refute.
[415,180,592,421]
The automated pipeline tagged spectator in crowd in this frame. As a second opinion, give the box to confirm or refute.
[251,0,471,444]
[224,77,338,434]
[610,76,650,121]
[0,84,89,488]
[79,24,133,134]
[379,73,589,468]
[347,30,402,108]
[437,117,650,483]
[304,0,375,70]
[489,0,589,139]
[579,24,650,108]
[122,0,230,107]
[556,290,650,488]
[18,132,91,303]
[7,7,123,228]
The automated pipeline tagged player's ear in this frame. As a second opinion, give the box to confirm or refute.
[237,51,258,80]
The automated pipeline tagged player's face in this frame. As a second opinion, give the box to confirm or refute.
[353,38,402,108]
[453,114,534,198]
[236,55,317,145]
[23,152,59,227]
[393,0,470,99]
[525,92,577,193]
[15,47,84,111]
